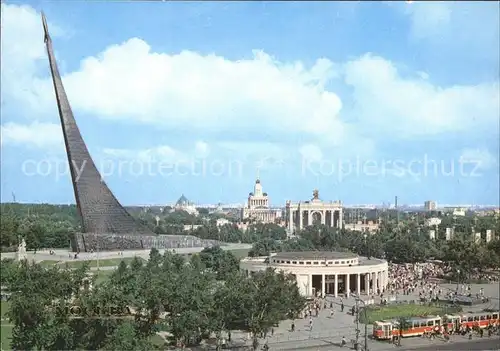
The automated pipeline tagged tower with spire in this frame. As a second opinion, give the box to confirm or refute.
[240,171,280,223]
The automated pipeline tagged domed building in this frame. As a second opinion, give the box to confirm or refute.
[240,251,388,298]
[173,194,199,216]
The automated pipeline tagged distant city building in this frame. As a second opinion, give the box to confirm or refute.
[343,220,380,233]
[241,178,281,223]
[445,227,455,241]
[424,201,437,211]
[476,208,500,217]
[486,229,495,243]
[443,207,466,217]
[428,230,436,240]
[173,194,199,216]
[216,218,231,227]
[286,190,343,232]
[425,217,442,227]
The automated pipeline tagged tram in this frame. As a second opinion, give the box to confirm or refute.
[373,310,500,340]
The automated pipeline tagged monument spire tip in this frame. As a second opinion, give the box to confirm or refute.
[41,11,50,43]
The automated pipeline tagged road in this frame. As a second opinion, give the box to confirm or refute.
[292,338,500,350]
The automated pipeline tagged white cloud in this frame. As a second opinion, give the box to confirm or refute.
[344,54,499,137]
[24,39,346,141]
[392,2,499,61]
[1,3,498,162]
[299,144,323,162]
[0,121,62,148]
[1,4,64,116]
[102,145,181,163]
[460,148,497,170]
[194,141,210,158]
[403,1,451,39]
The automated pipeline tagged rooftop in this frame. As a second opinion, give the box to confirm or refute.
[272,251,357,261]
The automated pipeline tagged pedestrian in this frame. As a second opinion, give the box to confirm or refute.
[291,321,295,332]
[341,303,344,312]
[330,309,334,318]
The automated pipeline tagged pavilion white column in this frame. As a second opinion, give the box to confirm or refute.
[322,274,326,297]
[338,209,343,228]
[334,274,338,298]
[330,211,334,228]
[299,209,303,230]
[372,272,376,292]
[356,274,361,295]
[308,211,312,226]
[365,274,370,294]
[346,274,350,297]
[309,274,313,296]
[321,211,326,225]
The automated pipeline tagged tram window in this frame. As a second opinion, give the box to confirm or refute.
[327,261,333,265]
[341,261,345,264]
[292,261,297,264]
[306,262,311,265]
[434,320,440,325]
[286,261,291,264]
[486,315,492,320]
[467,317,473,322]
[427,321,433,327]
[493,313,498,319]
[299,261,304,264]
[420,322,426,327]
[313,262,319,265]
[334,261,339,264]
[473,316,479,321]
[480,316,486,321]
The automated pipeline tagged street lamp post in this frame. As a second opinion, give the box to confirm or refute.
[456,269,460,293]
[354,294,369,351]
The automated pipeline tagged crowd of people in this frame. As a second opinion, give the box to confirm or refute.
[387,261,499,302]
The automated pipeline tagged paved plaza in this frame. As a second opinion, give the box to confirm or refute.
[228,282,499,350]
[0,243,252,264]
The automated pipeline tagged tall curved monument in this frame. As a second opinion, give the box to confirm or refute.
[42,14,218,252]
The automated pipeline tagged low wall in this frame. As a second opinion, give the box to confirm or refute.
[72,233,223,252]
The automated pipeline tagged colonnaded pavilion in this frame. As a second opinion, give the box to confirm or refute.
[240,251,388,298]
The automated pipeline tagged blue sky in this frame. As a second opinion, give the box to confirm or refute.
[1,1,499,206]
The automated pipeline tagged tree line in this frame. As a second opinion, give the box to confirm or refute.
[1,247,305,350]
[249,224,500,276]
[0,204,287,251]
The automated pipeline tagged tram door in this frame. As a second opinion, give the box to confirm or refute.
[383,324,393,339]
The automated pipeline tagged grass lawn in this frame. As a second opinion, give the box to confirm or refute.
[1,301,13,350]
[93,270,115,284]
[39,257,143,269]
[227,248,250,260]
[38,260,62,267]
[1,325,12,350]
[360,303,462,324]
